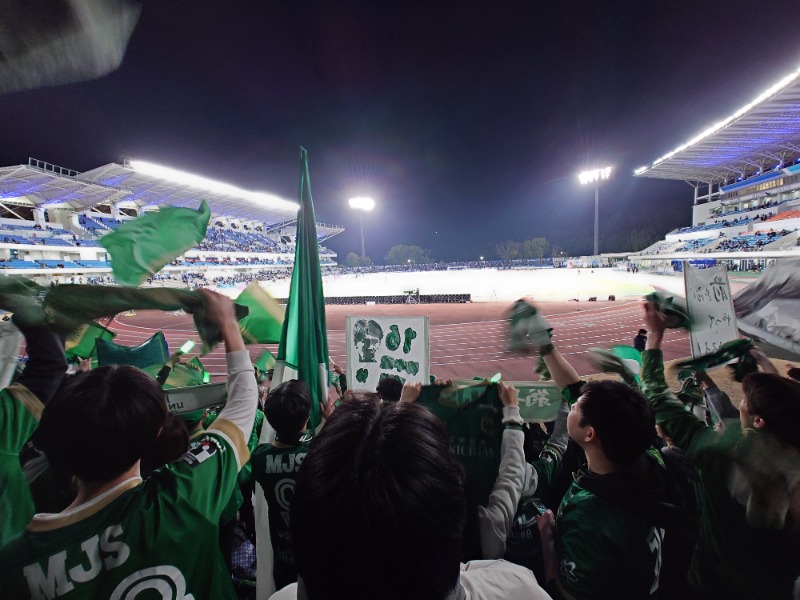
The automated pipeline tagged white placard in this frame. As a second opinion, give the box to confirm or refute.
[683,263,738,357]
[345,315,429,390]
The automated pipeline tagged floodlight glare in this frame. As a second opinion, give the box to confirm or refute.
[348,196,375,211]
[128,160,299,211]
[578,167,613,186]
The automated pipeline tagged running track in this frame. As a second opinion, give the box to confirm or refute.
[110,300,690,382]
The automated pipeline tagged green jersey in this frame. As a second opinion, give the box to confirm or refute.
[555,471,664,600]
[1,383,43,547]
[642,349,800,600]
[0,420,249,600]
[249,435,312,590]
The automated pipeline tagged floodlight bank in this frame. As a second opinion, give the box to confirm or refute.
[635,64,800,175]
[128,159,299,211]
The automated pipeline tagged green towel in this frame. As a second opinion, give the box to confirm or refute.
[44,285,248,354]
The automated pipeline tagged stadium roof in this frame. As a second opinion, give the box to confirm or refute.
[0,161,130,211]
[635,64,800,183]
[0,158,343,238]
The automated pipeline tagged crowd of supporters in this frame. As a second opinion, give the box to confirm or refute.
[0,291,798,600]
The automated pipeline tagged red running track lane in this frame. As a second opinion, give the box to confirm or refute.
[110,300,690,382]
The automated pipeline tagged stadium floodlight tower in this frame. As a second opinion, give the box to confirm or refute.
[578,166,612,256]
[348,196,375,259]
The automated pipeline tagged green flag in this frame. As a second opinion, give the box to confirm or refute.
[587,345,643,387]
[100,201,211,287]
[235,281,284,344]
[254,349,276,383]
[96,331,170,369]
[64,321,116,361]
[270,148,330,429]
[0,277,46,327]
[143,360,206,389]
[645,291,691,330]
[255,148,330,598]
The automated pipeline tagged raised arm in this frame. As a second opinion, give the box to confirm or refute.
[1,319,67,546]
[521,300,581,391]
[2,318,67,456]
[13,318,68,407]
[642,302,719,453]
[477,382,527,559]
[200,290,257,462]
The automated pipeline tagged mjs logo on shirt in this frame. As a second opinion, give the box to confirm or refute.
[22,523,196,600]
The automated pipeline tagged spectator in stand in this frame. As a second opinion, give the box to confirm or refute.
[249,380,314,591]
[0,290,257,599]
[633,328,647,352]
[642,302,800,599]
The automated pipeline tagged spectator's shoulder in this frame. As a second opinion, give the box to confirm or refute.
[559,482,633,541]
[460,560,548,600]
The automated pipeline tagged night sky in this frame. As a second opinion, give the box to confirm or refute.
[1,1,799,261]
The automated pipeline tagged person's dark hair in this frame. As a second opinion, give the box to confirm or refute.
[638,329,647,335]
[36,365,167,482]
[376,376,403,402]
[341,389,380,404]
[265,379,311,444]
[141,414,189,477]
[742,373,800,448]
[579,380,654,467]
[291,397,466,600]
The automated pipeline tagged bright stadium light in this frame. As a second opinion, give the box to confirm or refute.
[128,160,299,211]
[348,196,375,211]
[349,196,375,259]
[578,167,612,186]
[578,166,613,256]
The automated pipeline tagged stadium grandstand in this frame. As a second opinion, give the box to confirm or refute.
[630,64,800,272]
[0,158,343,285]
